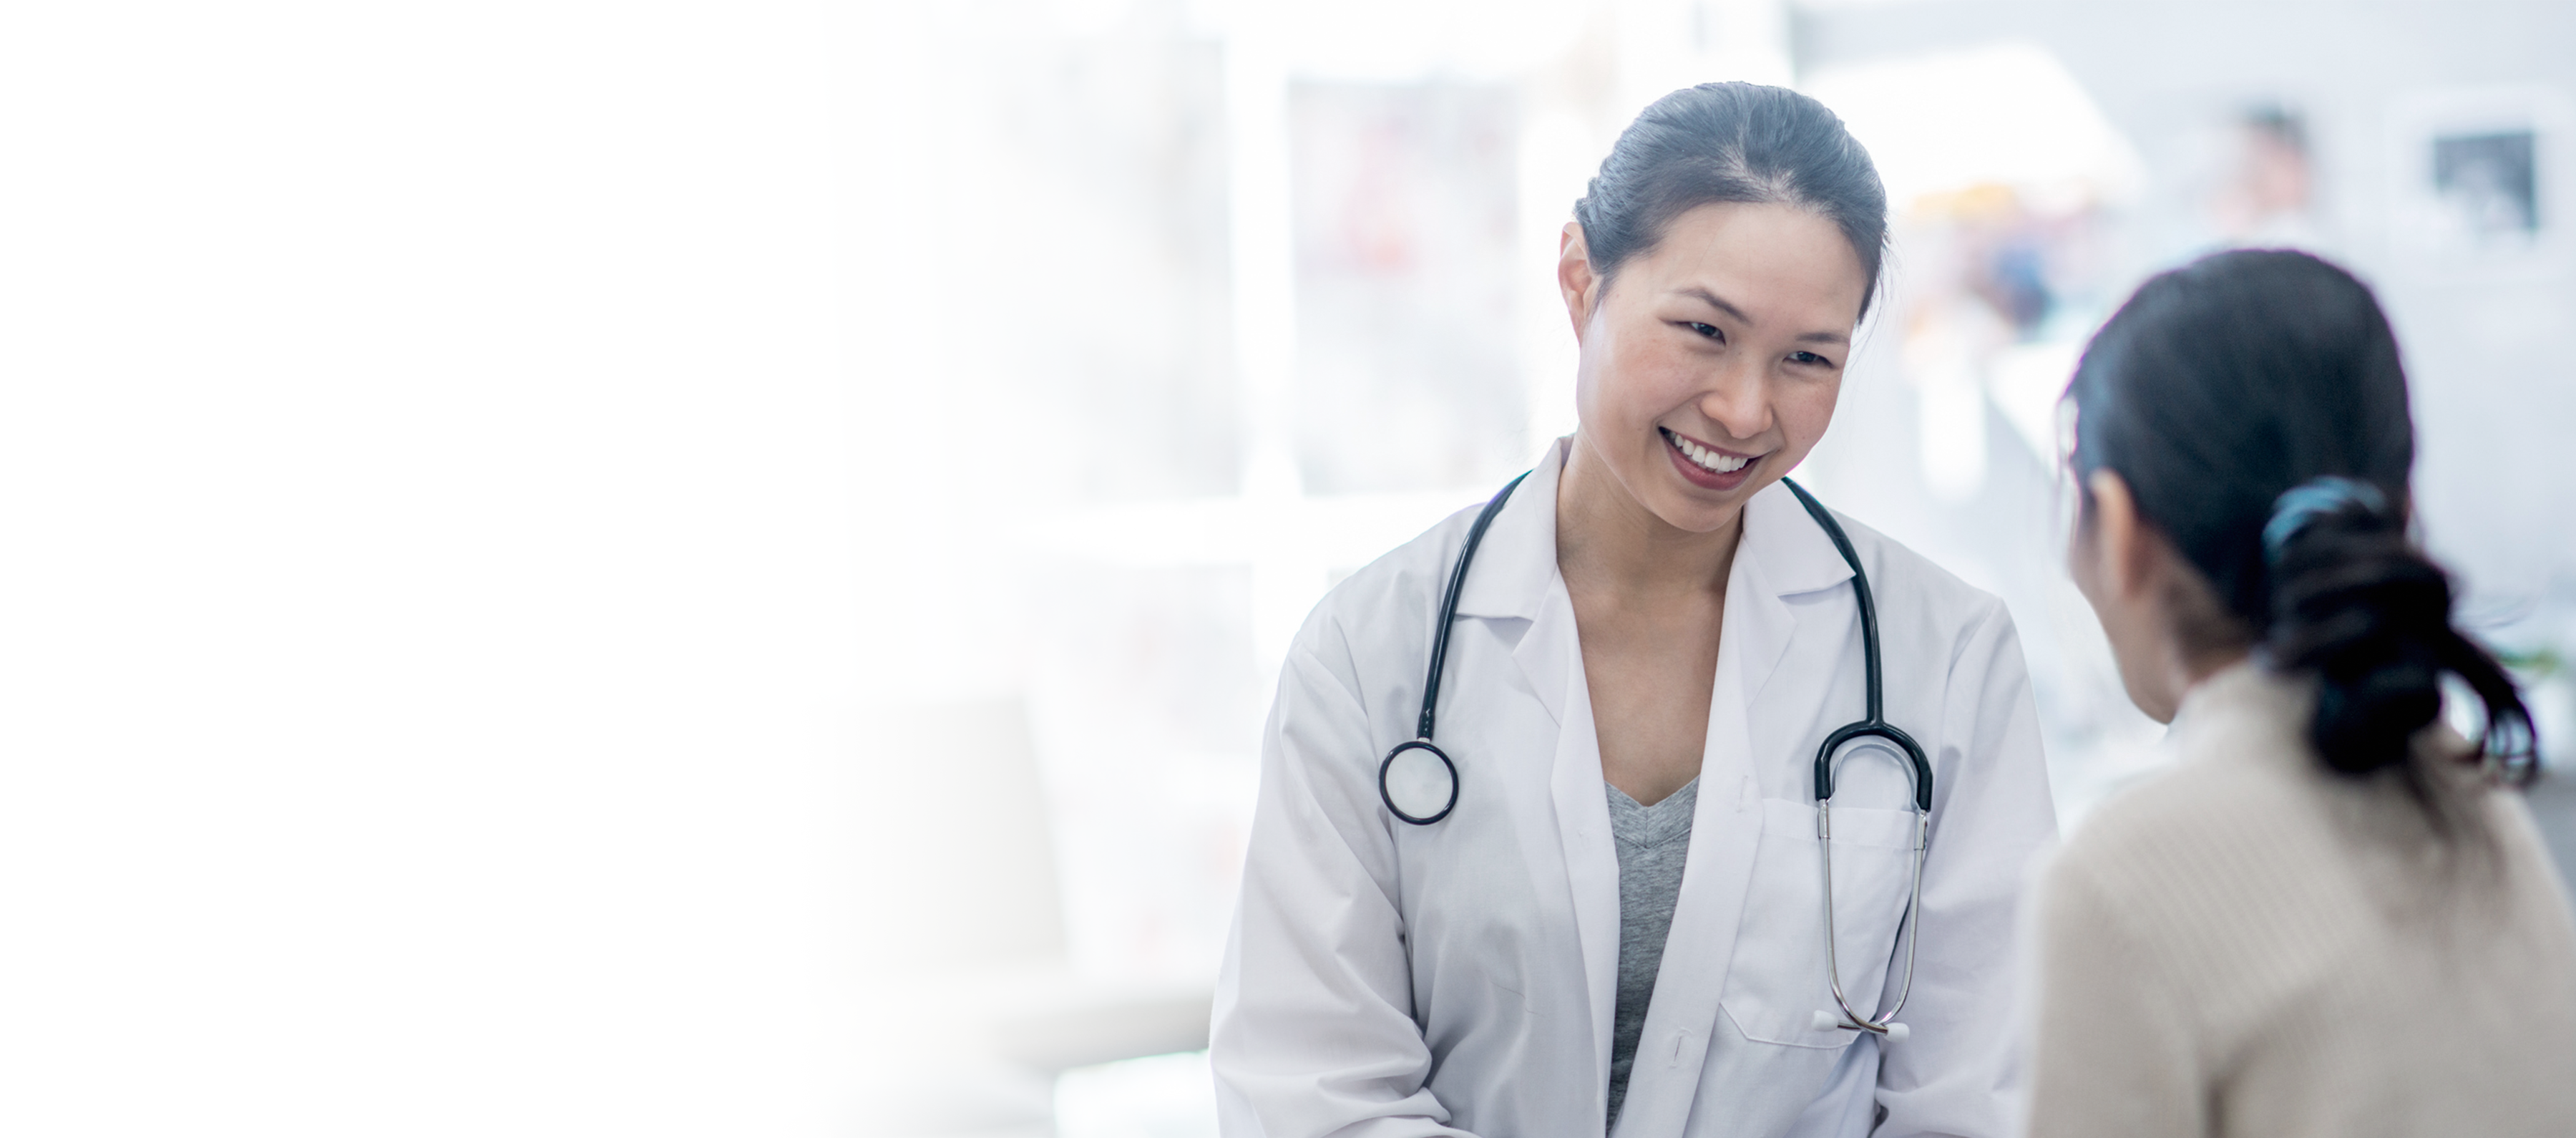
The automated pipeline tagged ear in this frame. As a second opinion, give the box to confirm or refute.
[2081,469,2153,603]
[1558,222,1600,341]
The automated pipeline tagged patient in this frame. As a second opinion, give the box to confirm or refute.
[2027,249,2576,1137]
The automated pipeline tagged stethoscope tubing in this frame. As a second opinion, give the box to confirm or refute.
[1780,479,1934,812]
[1377,470,1528,826]
[1818,785,1930,1036]
[1415,470,1530,743]
[1780,478,1935,1037]
[1380,472,1935,1041]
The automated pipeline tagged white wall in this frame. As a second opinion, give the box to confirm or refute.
[0,4,864,1133]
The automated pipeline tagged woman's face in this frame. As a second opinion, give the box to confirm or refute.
[1560,201,1870,533]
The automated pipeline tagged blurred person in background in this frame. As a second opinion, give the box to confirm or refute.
[2029,249,2576,1137]
[1213,84,2058,1138]
[2209,106,2321,252]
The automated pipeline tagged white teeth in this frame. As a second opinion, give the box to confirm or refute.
[1667,430,1750,475]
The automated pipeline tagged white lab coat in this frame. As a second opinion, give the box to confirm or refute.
[1212,441,2057,1138]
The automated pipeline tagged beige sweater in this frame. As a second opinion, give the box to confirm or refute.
[2024,663,2576,1138]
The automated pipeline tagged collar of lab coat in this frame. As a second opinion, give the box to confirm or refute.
[1453,437,1859,623]
[1451,437,1858,741]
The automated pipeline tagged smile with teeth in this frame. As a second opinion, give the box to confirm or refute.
[1662,428,1753,474]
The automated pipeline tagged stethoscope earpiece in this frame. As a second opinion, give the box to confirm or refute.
[1810,1011,1908,1042]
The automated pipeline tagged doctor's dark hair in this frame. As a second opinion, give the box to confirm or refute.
[1574,82,1888,318]
[2067,249,2534,793]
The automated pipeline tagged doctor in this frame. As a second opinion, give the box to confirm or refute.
[1211,84,2057,1138]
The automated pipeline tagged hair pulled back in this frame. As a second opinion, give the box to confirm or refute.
[1574,82,1889,318]
[2067,250,2534,788]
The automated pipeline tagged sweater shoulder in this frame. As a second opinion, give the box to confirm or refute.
[2050,714,2318,903]
[2041,672,2380,1023]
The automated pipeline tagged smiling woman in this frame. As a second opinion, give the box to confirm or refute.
[1212,83,2059,1138]
[1556,198,1873,816]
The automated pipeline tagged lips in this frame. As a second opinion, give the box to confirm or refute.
[1661,427,1762,491]
[1663,428,1750,474]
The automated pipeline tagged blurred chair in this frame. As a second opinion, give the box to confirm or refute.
[857,698,1213,1138]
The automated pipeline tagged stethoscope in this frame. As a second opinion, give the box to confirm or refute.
[1375,472,1935,1042]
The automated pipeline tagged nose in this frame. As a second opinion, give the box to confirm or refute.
[1696,360,1774,443]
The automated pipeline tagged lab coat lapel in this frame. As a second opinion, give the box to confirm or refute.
[1606,485,1842,1137]
[1735,480,1861,699]
[1486,444,1620,1104]
[1453,438,1572,726]
[1452,441,1619,1102]
[1543,598,1620,1117]
[1709,481,1841,709]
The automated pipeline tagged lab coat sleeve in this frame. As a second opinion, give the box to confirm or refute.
[1211,633,1478,1138]
[1868,598,2058,1138]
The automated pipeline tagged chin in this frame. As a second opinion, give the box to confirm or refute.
[1645,482,1755,533]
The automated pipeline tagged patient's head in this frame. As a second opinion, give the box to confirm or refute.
[2062,249,2530,785]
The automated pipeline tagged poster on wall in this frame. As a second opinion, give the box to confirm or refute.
[2434,129,2540,240]
[2388,85,2573,269]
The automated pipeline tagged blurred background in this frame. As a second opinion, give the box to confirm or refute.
[854,1,2576,1135]
[4,1,2571,1135]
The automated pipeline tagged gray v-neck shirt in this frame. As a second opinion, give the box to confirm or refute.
[1604,777,1697,1129]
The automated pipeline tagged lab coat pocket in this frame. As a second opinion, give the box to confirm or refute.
[1718,798,1918,1048]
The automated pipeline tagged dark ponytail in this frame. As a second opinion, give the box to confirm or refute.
[1574,82,1888,318]
[2263,481,2533,782]
[2067,250,2535,791]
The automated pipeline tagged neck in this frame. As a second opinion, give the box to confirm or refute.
[2168,644,2252,711]
[1554,432,1745,599]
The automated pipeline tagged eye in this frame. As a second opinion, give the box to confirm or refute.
[1686,321,1724,341]
[1788,349,1835,367]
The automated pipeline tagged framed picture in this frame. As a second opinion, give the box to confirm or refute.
[2386,84,2574,271]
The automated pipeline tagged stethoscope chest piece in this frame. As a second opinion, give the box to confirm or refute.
[1379,740,1459,825]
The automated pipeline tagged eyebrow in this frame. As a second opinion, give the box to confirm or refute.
[1672,286,1852,347]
